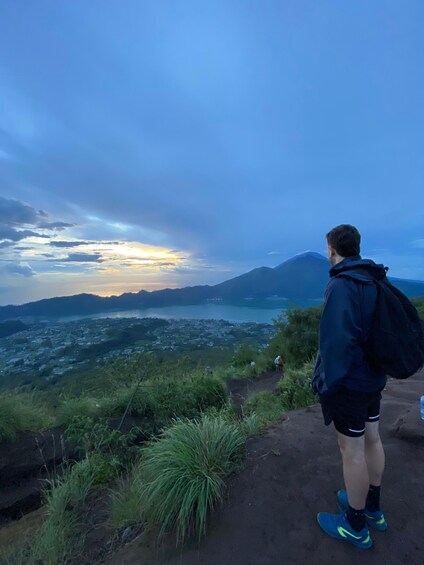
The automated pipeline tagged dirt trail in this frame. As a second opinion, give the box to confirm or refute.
[107,371,424,565]
[226,370,283,414]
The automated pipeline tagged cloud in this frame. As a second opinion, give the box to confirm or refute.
[49,240,120,247]
[49,240,93,248]
[0,224,49,241]
[61,252,104,262]
[38,221,74,230]
[0,196,47,226]
[1,262,36,277]
[0,197,74,246]
[267,251,281,256]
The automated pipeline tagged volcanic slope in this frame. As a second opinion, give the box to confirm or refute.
[107,370,424,565]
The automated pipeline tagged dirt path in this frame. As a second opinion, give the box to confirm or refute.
[226,370,282,414]
[107,371,424,565]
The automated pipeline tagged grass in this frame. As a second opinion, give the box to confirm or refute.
[110,470,144,530]
[0,392,54,444]
[136,413,245,542]
[277,359,317,410]
[0,458,96,564]
[244,390,286,426]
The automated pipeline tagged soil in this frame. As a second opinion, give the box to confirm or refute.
[0,415,149,525]
[0,371,280,557]
[106,370,424,565]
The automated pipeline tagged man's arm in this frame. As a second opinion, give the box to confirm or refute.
[318,277,362,394]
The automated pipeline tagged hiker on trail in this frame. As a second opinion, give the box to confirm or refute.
[274,355,284,372]
[312,224,388,550]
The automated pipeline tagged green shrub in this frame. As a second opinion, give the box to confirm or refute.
[110,471,144,531]
[88,452,117,485]
[64,416,139,470]
[58,396,102,427]
[139,414,244,542]
[0,393,53,444]
[411,296,424,322]
[268,307,322,366]
[2,458,96,564]
[230,342,258,367]
[239,412,262,437]
[150,374,227,424]
[277,359,317,410]
[99,384,155,418]
[244,390,285,425]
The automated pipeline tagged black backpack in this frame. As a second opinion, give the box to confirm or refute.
[363,273,424,379]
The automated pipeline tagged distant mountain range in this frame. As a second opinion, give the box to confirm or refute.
[1,252,424,320]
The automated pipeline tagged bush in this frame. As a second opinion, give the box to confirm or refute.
[58,396,102,427]
[268,307,322,366]
[99,385,155,418]
[0,393,53,444]
[411,296,424,322]
[277,359,317,410]
[230,342,258,367]
[244,391,286,426]
[150,374,228,424]
[139,414,244,542]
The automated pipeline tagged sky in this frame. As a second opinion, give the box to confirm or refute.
[0,1,423,306]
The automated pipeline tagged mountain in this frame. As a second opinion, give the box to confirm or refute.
[0,252,423,320]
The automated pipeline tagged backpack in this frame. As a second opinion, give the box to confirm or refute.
[363,274,424,379]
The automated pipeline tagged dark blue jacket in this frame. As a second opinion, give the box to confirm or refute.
[312,256,387,396]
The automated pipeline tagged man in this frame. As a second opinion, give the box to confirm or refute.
[274,354,284,372]
[312,224,388,550]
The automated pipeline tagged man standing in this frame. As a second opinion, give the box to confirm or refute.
[274,354,284,372]
[312,224,388,550]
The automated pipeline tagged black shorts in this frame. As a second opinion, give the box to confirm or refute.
[319,388,382,438]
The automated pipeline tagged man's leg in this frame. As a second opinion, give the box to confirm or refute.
[337,432,369,510]
[364,420,385,486]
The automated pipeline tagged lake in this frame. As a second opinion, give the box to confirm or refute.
[52,303,287,325]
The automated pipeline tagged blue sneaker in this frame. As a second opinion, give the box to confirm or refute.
[317,511,373,549]
[337,490,388,532]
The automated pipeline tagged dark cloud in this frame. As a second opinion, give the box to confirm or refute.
[2,262,36,277]
[0,197,74,247]
[38,221,74,230]
[0,224,49,242]
[61,252,103,262]
[50,240,92,248]
[49,240,120,247]
[0,196,46,226]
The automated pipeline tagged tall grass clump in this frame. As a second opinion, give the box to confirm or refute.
[0,393,53,444]
[139,414,244,542]
[277,358,317,410]
[110,470,144,531]
[0,458,95,564]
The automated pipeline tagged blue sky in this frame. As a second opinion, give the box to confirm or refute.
[0,1,423,305]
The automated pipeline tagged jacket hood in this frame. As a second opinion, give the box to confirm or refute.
[330,256,388,283]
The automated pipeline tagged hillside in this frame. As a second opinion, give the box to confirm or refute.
[1,252,424,320]
[107,371,424,565]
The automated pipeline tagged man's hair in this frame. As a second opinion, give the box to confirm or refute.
[326,224,361,257]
